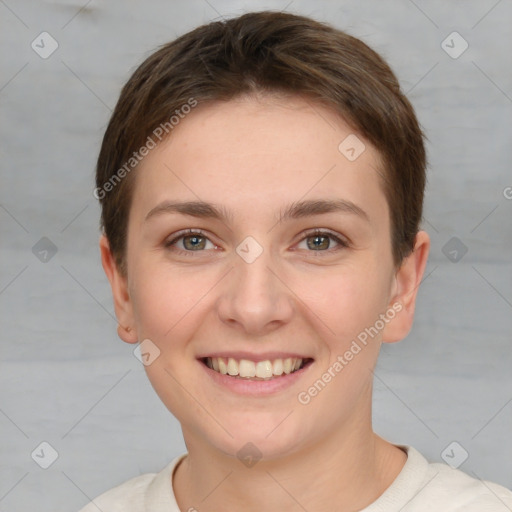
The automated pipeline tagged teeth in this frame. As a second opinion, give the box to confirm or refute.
[272,359,283,375]
[205,356,306,379]
[239,359,256,378]
[255,360,273,378]
[218,358,228,375]
[227,357,238,376]
[283,358,293,374]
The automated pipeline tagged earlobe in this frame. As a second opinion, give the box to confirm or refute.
[99,235,138,344]
[117,324,138,344]
[382,230,430,343]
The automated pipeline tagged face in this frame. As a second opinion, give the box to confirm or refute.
[103,94,427,462]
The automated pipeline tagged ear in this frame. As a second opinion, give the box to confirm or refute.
[382,230,430,343]
[99,234,138,344]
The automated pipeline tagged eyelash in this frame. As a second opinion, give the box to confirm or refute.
[164,228,349,257]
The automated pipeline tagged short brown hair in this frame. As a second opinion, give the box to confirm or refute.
[96,10,426,274]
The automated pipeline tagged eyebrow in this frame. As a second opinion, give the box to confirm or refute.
[144,198,370,224]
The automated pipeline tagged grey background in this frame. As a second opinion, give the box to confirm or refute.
[1,0,511,510]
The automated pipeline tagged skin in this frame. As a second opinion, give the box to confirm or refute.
[100,93,430,511]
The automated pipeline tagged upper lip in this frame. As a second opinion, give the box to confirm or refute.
[197,351,313,362]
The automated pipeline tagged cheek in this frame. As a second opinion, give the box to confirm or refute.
[297,264,388,340]
[129,263,218,342]
[130,268,181,339]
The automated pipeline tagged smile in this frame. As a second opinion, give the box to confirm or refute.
[201,357,314,380]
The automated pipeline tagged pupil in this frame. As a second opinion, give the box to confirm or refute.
[309,235,328,250]
[185,235,204,250]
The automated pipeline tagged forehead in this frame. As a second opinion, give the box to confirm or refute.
[131,95,388,228]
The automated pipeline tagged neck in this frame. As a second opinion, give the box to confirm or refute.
[173,419,406,511]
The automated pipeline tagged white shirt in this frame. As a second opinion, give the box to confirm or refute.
[78,445,512,511]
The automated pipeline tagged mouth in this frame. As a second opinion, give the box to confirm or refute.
[200,356,314,381]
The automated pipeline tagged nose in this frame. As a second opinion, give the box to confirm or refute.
[216,244,294,336]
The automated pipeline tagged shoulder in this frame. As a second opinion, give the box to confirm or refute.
[77,472,156,512]
[396,446,512,511]
[422,460,512,510]
[77,455,186,512]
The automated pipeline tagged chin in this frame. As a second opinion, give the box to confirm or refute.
[202,414,308,463]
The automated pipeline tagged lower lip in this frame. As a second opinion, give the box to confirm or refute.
[198,359,314,396]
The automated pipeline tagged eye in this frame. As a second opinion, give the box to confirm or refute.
[164,229,217,255]
[164,228,349,257]
[296,229,349,253]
